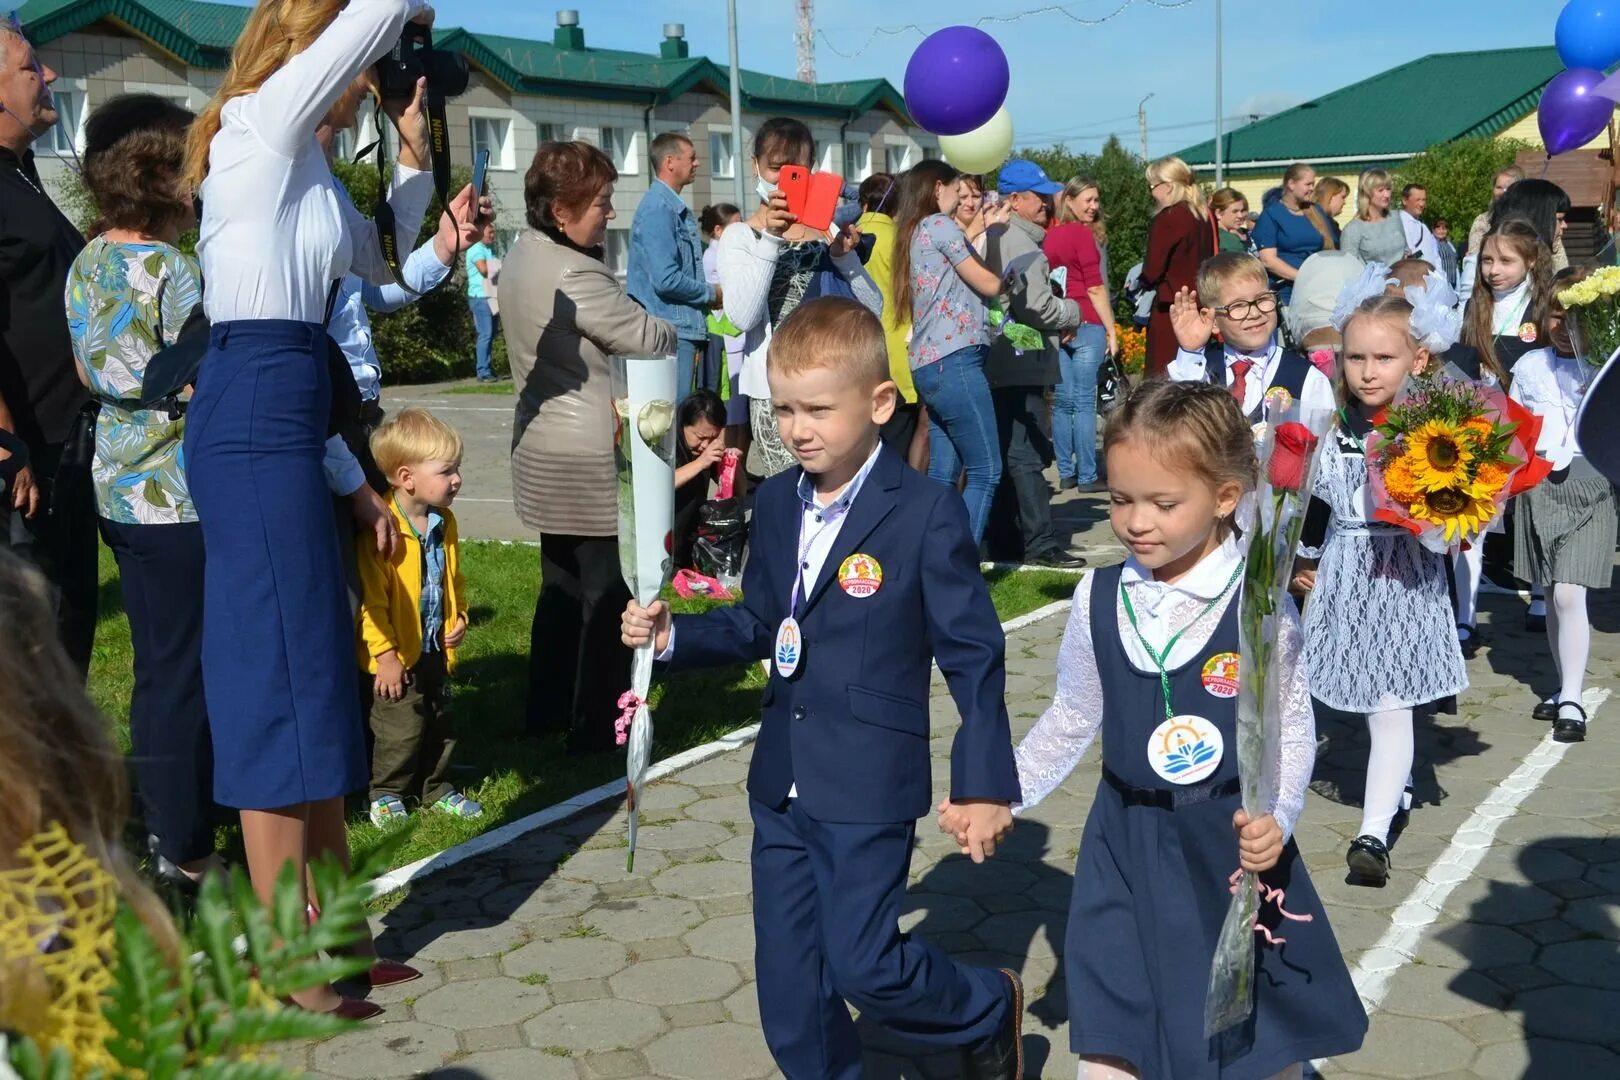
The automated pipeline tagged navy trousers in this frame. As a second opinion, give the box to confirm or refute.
[750,797,1008,1079]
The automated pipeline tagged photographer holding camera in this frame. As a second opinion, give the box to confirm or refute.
[177,0,483,1020]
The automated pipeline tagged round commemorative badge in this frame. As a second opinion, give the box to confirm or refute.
[1146,714,1225,785]
[838,553,883,597]
[1200,652,1241,699]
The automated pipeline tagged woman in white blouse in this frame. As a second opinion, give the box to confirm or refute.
[714,117,882,478]
[178,0,481,1018]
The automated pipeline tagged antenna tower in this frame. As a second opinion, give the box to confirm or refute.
[795,0,815,82]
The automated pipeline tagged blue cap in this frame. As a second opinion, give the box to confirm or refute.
[996,159,1063,196]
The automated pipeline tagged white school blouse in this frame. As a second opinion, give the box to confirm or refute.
[196,0,433,324]
[1010,536,1317,838]
[1509,347,1590,470]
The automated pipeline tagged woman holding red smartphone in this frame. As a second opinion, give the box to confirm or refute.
[712,117,882,478]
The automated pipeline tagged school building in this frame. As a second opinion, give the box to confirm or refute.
[16,0,930,275]
[1176,46,1614,256]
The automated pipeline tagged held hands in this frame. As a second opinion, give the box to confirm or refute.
[375,650,407,702]
[1169,286,1216,351]
[1232,809,1284,874]
[936,798,1014,864]
[622,598,671,654]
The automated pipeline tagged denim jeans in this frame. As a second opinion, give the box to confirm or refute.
[911,344,1002,544]
[986,386,1059,562]
[676,337,704,403]
[1052,323,1106,483]
[469,296,494,378]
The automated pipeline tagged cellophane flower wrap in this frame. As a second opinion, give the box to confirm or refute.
[1204,389,1332,1038]
[1364,373,1551,556]
[612,355,677,871]
[1560,265,1620,369]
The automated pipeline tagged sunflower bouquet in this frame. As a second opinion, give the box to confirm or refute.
[1365,374,1550,552]
[1558,265,1620,368]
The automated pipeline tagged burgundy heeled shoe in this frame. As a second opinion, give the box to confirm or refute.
[307,905,422,987]
[280,994,384,1021]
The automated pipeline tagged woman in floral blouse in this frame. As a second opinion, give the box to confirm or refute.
[890,159,1008,543]
[66,94,220,888]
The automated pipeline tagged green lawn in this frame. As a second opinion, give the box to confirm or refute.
[442,382,515,396]
[89,542,1078,871]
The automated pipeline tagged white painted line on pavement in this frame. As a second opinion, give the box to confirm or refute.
[366,593,1076,900]
[1311,685,1608,1069]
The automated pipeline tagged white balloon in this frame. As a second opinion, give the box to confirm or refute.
[939,106,1014,174]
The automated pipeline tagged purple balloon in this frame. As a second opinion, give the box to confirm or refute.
[903,27,1009,136]
[1540,67,1615,155]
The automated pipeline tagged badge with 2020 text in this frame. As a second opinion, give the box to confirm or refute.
[838,553,883,597]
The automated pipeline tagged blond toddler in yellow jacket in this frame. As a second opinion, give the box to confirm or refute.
[356,408,478,827]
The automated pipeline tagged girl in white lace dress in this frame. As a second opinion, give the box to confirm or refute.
[951,381,1364,1078]
[1296,295,1467,885]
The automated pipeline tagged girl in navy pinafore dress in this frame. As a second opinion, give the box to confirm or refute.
[993,380,1366,1078]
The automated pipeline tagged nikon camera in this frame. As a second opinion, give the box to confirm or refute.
[375,22,470,99]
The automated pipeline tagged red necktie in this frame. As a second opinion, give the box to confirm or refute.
[1229,358,1254,405]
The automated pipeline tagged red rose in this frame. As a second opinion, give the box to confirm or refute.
[1269,422,1319,492]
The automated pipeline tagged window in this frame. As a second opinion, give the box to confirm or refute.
[709,129,735,179]
[471,114,513,170]
[536,122,560,145]
[603,229,629,278]
[601,126,635,173]
[843,140,871,181]
[48,88,81,157]
[884,144,912,174]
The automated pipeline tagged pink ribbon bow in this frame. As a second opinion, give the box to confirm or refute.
[615,690,642,746]
[1228,868,1313,946]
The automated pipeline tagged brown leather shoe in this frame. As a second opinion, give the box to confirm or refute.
[961,968,1023,1080]
[281,995,384,1021]
[366,959,423,989]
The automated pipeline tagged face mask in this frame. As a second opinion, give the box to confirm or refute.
[756,176,774,204]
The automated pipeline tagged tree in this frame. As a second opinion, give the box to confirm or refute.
[1395,135,1535,246]
[994,134,1151,319]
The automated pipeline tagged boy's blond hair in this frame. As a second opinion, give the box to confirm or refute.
[767,296,891,388]
[371,407,464,480]
[1196,252,1269,309]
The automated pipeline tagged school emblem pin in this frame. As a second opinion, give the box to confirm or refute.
[1262,386,1293,415]
[1201,652,1240,699]
[1518,321,1538,344]
[1146,715,1225,785]
[838,553,883,597]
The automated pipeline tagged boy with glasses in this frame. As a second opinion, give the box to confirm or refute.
[1164,252,1337,423]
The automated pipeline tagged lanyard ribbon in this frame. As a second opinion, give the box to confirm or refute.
[1119,562,1243,720]
[788,491,857,616]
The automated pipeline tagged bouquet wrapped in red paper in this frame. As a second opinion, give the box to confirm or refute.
[1365,372,1551,553]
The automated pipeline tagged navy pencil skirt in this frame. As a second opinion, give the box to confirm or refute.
[183,320,365,810]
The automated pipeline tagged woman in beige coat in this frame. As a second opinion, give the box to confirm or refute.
[501,141,677,752]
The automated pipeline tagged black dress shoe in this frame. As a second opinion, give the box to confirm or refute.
[1533,701,1559,723]
[1346,835,1390,885]
[1553,702,1588,743]
[1456,624,1480,660]
[962,968,1023,1080]
[1525,612,1547,633]
[1029,548,1086,569]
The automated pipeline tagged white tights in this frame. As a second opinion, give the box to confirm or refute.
[1545,582,1592,716]
[1360,708,1414,843]
[1078,1060,1302,1079]
[1455,542,1484,628]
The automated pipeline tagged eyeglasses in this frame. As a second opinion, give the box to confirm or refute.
[1212,293,1278,319]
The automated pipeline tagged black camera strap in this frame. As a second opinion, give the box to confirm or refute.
[361,87,457,296]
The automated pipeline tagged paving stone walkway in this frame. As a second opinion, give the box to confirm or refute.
[278,571,1620,1080]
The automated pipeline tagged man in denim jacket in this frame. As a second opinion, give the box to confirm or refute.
[627,132,714,400]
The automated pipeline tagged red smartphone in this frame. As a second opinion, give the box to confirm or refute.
[778,165,841,232]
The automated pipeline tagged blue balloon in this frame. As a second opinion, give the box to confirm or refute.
[1557,0,1620,71]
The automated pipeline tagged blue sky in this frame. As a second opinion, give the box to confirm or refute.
[432,0,1567,157]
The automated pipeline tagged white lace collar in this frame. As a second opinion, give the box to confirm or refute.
[1119,534,1244,617]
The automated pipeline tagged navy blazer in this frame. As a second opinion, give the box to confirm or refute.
[666,444,1022,824]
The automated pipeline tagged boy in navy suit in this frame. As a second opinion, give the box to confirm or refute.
[623,296,1024,1080]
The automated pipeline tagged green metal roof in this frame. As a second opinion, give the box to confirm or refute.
[1178,46,1566,168]
[17,0,909,119]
